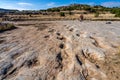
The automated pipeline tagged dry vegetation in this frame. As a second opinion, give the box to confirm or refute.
[2,13,119,21]
[0,23,16,32]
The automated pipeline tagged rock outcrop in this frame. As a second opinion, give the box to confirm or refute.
[0,21,120,80]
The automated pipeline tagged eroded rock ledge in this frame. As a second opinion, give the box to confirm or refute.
[0,21,120,80]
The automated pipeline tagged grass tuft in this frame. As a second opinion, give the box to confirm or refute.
[0,23,16,32]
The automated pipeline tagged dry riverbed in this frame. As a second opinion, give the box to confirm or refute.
[0,20,120,80]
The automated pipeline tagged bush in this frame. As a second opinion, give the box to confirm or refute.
[94,12,99,17]
[115,13,120,17]
[60,12,65,17]
[115,11,120,17]
[0,23,16,32]
[110,8,120,17]
[68,11,73,15]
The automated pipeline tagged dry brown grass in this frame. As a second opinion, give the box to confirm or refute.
[3,13,120,21]
[0,23,16,32]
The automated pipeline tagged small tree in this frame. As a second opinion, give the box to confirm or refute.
[60,12,65,17]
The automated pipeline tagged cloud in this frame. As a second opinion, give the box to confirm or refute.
[101,1,120,7]
[2,5,28,10]
[47,2,55,7]
[0,1,35,10]
[17,2,33,6]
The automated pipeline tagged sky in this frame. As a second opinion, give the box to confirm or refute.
[0,0,120,10]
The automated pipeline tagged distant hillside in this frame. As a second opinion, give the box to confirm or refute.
[46,4,120,17]
[47,4,109,12]
[0,8,18,13]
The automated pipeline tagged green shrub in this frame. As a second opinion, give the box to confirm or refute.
[60,12,65,17]
[94,12,99,17]
[115,11,120,17]
[68,11,73,15]
[110,8,120,17]
[115,13,120,17]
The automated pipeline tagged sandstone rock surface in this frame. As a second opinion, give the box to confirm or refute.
[0,21,120,80]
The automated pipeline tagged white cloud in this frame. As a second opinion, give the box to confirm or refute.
[2,5,28,10]
[0,2,34,10]
[17,2,33,6]
[47,2,55,6]
[101,1,120,7]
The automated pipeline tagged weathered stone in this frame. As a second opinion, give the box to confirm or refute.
[82,47,105,61]
[0,21,120,80]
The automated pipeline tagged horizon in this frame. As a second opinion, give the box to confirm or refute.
[0,0,120,10]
